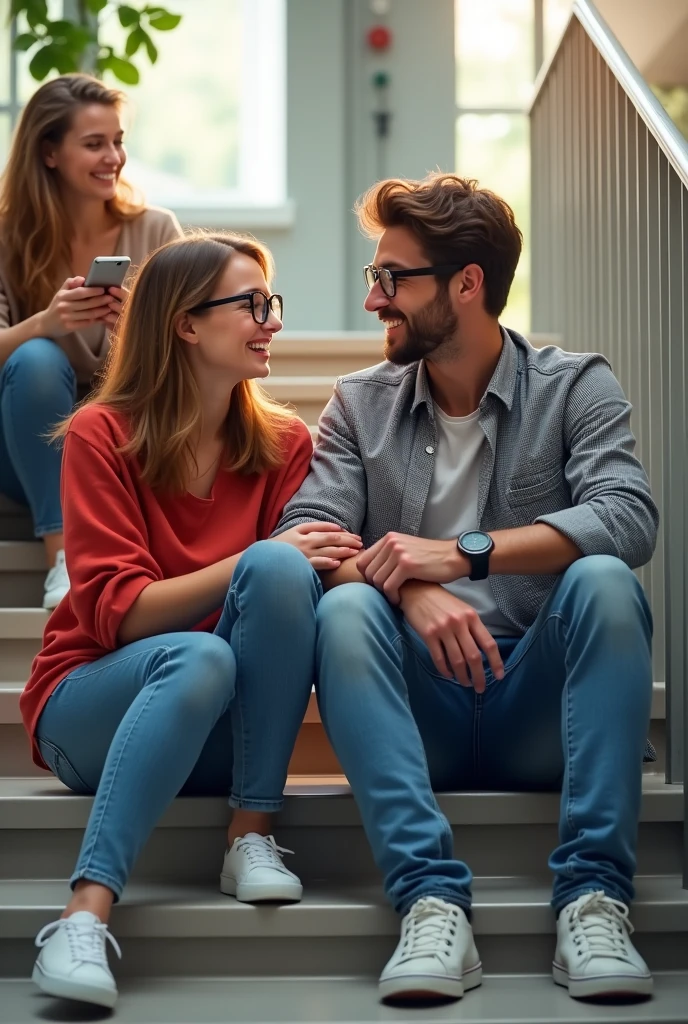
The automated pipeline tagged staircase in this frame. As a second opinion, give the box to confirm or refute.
[1,331,687,1021]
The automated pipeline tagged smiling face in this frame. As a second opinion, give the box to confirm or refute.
[364,225,462,365]
[179,252,282,384]
[43,102,126,202]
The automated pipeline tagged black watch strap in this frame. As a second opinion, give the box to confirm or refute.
[467,549,490,582]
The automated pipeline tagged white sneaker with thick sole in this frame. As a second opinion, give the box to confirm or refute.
[553,890,653,999]
[32,911,121,1008]
[220,833,303,902]
[379,896,482,1003]
[43,549,69,610]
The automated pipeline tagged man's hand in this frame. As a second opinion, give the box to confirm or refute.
[399,581,504,693]
[357,532,468,604]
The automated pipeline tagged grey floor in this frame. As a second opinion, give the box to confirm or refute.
[2,975,688,1024]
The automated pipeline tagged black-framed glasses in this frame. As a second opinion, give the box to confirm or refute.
[190,290,283,324]
[363,263,466,298]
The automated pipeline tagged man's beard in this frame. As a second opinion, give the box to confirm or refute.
[383,286,458,365]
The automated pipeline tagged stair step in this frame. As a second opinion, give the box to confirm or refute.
[261,376,335,423]
[0,773,681,828]
[3,973,688,1024]
[1,876,687,980]
[0,776,683,883]
[0,676,669,723]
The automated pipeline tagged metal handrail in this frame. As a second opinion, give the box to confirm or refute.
[529,0,688,887]
[531,0,688,189]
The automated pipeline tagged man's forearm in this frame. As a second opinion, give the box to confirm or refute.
[319,555,367,591]
[486,523,582,577]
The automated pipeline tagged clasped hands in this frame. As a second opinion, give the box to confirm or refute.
[357,532,504,692]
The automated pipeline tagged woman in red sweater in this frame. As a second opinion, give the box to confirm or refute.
[21,231,361,1009]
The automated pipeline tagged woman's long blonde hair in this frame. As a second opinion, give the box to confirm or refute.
[0,73,144,318]
[56,232,296,492]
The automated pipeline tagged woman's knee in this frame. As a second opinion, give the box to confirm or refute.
[3,338,76,404]
[168,633,237,711]
[234,539,320,600]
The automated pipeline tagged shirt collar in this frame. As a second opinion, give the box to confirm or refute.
[409,327,518,416]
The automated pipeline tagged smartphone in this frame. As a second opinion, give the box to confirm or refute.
[83,256,131,289]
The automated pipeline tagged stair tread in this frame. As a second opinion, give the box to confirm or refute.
[1,876,687,937]
[0,541,44,572]
[0,607,48,637]
[0,774,681,828]
[1,974,687,1023]
[0,678,668,721]
[0,972,683,1022]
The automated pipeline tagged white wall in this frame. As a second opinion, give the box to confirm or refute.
[260,0,456,332]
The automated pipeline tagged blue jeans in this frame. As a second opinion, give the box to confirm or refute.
[0,338,76,536]
[315,555,653,917]
[35,542,322,899]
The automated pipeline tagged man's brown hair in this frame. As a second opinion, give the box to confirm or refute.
[355,172,522,317]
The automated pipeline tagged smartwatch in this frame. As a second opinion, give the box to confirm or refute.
[457,530,494,581]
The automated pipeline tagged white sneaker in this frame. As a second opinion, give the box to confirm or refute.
[43,549,69,610]
[32,911,121,1008]
[220,833,303,902]
[553,891,653,999]
[379,896,482,1003]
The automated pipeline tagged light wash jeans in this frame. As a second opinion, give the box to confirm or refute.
[315,555,653,917]
[36,541,322,900]
[0,338,76,536]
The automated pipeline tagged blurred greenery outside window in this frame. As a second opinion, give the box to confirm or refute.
[455,0,571,333]
[0,0,286,219]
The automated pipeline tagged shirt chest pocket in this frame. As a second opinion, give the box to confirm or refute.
[506,461,565,509]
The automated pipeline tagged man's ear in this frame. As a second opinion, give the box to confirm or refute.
[175,311,200,345]
[452,263,484,304]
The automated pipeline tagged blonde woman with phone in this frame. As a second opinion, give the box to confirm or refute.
[0,74,181,609]
[21,231,361,1009]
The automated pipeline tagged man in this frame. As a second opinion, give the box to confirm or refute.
[275,173,658,1004]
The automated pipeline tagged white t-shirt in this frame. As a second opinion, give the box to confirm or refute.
[418,403,520,636]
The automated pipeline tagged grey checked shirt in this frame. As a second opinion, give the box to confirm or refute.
[276,328,659,635]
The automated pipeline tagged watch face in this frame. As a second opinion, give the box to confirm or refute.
[461,531,492,554]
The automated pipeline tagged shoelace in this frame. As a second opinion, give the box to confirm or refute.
[237,834,295,873]
[36,917,122,967]
[397,897,462,965]
[568,891,634,962]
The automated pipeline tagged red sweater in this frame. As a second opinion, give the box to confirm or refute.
[21,403,314,769]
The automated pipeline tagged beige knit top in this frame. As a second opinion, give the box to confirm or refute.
[0,205,182,383]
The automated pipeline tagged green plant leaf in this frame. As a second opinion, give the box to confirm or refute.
[143,29,158,63]
[52,46,78,74]
[47,20,92,49]
[118,5,140,28]
[125,26,144,56]
[29,43,59,81]
[147,10,181,31]
[13,32,38,51]
[85,0,108,12]
[25,1,50,32]
[106,55,140,84]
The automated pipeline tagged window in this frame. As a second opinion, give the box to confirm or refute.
[0,0,288,226]
[455,0,572,332]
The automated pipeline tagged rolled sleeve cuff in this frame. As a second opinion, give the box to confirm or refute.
[535,505,618,558]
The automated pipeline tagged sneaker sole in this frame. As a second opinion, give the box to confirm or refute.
[32,962,117,1009]
[220,874,303,903]
[379,962,482,1003]
[553,962,654,999]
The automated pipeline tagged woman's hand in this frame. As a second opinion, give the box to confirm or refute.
[272,522,363,570]
[100,284,129,327]
[38,277,117,338]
